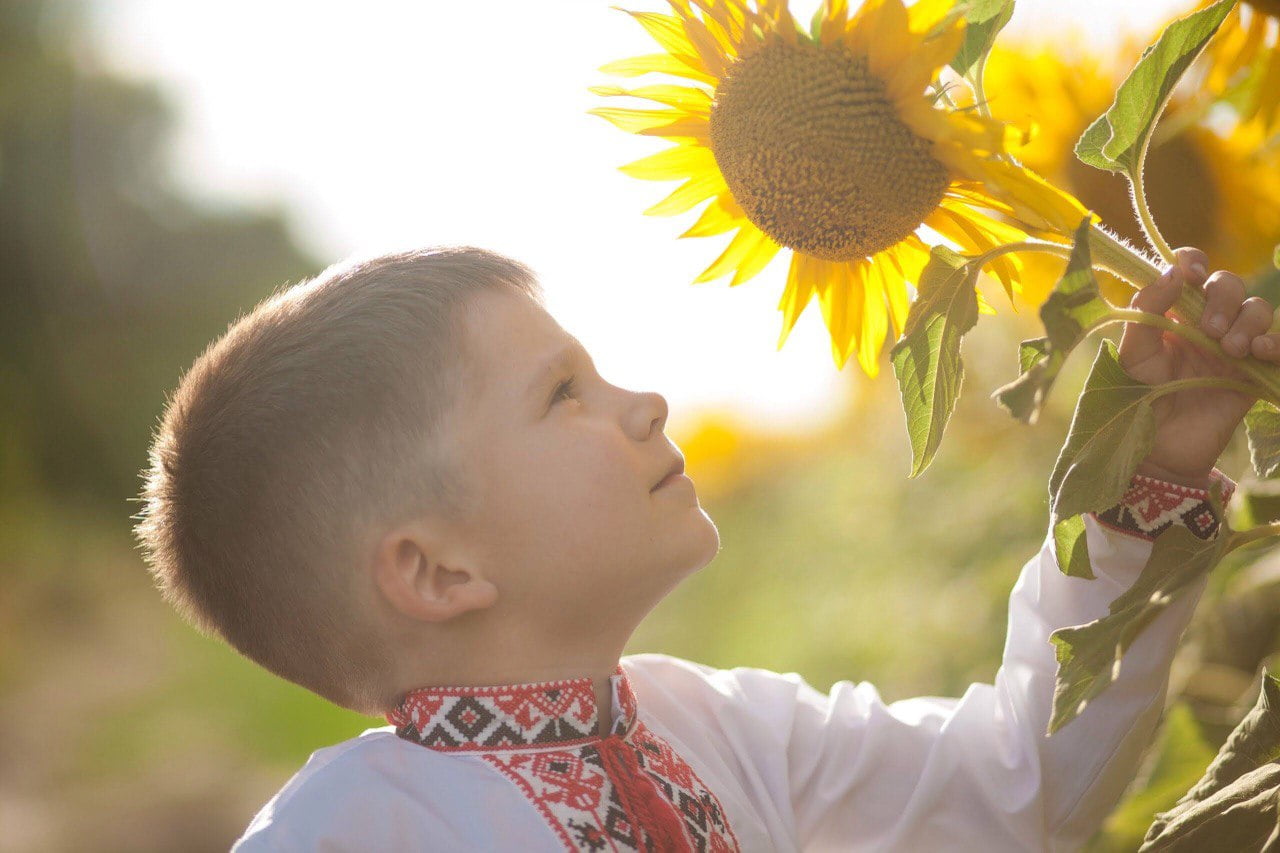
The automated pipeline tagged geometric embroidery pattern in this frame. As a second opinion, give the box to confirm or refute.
[386,668,740,852]
[482,721,739,852]
[1091,468,1235,542]
[387,677,598,751]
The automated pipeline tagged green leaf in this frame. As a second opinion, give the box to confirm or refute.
[1047,480,1231,734]
[1018,337,1051,375]
[992,219,1112,425]
[1048,338,1158,523]
[889,246,979,478]
[1273,243,1280,270]
[1053,513,1094,580]
[1074,0,1236,174]
[1093,703,1216,852]
[949,0,1015,80]
[1075,116,1116,173]
[1176,671,1280,807]
[1139,764,1280,851]
[1245,400,1280,479]
[1142,671,1280,849]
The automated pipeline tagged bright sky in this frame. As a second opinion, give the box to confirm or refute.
[87,0,1188,433]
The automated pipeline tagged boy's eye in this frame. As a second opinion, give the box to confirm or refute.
[552,376,577,404]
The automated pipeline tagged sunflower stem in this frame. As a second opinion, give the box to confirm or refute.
[1128,149,1177,264]
[971,231,1280,405]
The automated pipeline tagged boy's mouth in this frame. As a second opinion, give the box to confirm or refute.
[651,456,686,492]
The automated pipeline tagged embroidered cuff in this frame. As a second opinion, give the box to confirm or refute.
[1089,468,1236,542]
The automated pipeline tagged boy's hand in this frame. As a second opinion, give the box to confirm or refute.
[1118,247,1279,489]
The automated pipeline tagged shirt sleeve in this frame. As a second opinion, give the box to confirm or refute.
[635,468,1236,852]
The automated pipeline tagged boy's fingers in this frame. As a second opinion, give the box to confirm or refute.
[1252,333,1280,360]
[1173,246,1209,283]
[1222,297,1274,357]
[1199,270,1247,338]
[1120,265,1182,371]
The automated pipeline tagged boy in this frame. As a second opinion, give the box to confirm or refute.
[134,244,1277,851]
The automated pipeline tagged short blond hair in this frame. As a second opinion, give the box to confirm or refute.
[132,246,542,714]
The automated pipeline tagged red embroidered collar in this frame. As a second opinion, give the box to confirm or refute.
[385,666,637,751]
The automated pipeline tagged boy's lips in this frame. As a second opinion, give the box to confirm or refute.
[651,456,686,492]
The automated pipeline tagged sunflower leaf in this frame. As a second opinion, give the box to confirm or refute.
[1048,337,1157,524]
[1142,670,1280,849]
[889,246,979,479]
[1273,244,1280,270]
[1052,513,1094,581]
[1047,479,1231,735]
[1245,400,1280,479]
[1018,337,1051,375]
[1074,0,1236,175]
[1140,764,1280,851]
[992,218,1112,425]
[950,0,1015,81]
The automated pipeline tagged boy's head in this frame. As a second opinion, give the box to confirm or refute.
[133,247,719,716]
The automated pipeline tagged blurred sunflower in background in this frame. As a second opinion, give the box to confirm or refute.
[969,36,1280,312]
[1195,0,1280,133]
[590,0,1091,378]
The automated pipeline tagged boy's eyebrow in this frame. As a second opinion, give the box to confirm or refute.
[525,343,579,399]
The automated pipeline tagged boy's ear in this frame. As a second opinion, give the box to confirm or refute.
[370,522,497,623]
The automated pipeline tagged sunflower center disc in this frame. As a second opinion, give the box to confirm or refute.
[709,39,949,262]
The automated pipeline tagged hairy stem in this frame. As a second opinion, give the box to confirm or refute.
[1129,154,1176,264]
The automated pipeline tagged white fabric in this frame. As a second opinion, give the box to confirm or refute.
[233,513,1205,851]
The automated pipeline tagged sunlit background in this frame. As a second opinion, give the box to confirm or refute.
[3,0,1274,850]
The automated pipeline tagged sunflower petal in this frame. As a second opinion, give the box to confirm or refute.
[619,143,717,181]
[971,154,1096,234]
[588,106,698,134]
[906,0,954,34]
[645,169,728,216]
[730,232,782,286]
[759,0,801,45]
[1247,46,1280,130]
[817,261,862,370]
[681,193,746,238]
[671,7,731,78]
[884,238,928,338]
[598,53,718,85]
[590,84,712,113]
[823,0,850,45]
[621,10,710,75]
[976,291,997,315]
[679,0,737,54]
[927,206,1022,305]
[857,255,892,377]
[777,252,818,350]
[866,0,912,81]
[694,224,767,283]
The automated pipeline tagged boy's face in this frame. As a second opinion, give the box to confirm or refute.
[444,288,720,641]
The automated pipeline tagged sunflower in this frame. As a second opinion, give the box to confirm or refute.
[590,0,1091,378]
[1196,0,1280,133]
[971,35,1280,311]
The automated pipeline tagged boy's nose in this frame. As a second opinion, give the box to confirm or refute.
[627,389,669,440]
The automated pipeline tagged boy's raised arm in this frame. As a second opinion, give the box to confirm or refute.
[790,473,1232,850]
